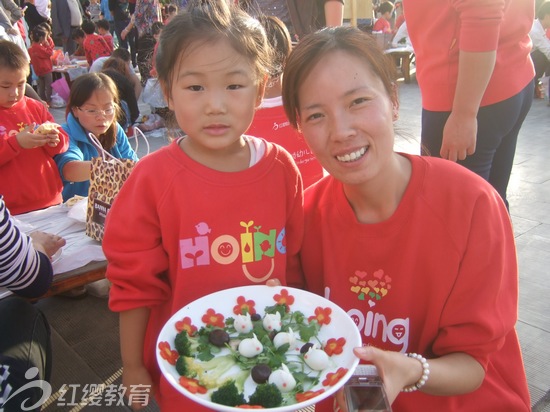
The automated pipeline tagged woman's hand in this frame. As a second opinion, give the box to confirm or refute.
[30,231,66,258]
[122,364,154,410]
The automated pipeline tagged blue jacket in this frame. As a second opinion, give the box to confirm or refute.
[55,112,138,201]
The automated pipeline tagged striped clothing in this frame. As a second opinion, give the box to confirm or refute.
[0,198,52,297]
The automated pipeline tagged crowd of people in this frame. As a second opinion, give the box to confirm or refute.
[0,0,542,411]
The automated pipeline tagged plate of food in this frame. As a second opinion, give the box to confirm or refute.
[156,285,361,411]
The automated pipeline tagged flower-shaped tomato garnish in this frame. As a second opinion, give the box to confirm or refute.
[233,295,257,316]
[158,341,178,365]
[273,288,295,310]
[308,306,332,325]
[201,308,225,328]
[322,367,348,387]
[179,376,207,394]
[295,389,325,402]
[175,316,197,336]
[324,337,346,356]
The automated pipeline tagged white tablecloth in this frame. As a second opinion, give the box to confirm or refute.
[12,199,105,275]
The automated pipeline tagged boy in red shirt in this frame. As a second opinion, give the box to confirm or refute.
[81,20,112,66]
[373,1,394,33]
[0,40,68,215]
[96,19,114,52]
[28,26,54,105]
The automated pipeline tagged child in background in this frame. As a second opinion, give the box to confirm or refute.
[247,15,324,188]
[96,19,114,52]
[81,20,112,66]
[54,73,137,201]
[373,1,394,33]
[0,40,68,215]
[102,1,304,410]
[148,20,163,77]
[28,26,54,105]
[163,4,177,24]
[70,28,87,60]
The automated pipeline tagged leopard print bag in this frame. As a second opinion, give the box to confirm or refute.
[85,133,137,242]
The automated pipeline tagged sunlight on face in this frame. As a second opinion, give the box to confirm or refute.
[72,88,116,137]
[167,38,265,167]
[0,67,28,109]
[297,50,398,186]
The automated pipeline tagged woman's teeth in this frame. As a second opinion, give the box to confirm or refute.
[336,147,367,162]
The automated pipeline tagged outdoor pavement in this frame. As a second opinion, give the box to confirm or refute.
[36,78,550,411]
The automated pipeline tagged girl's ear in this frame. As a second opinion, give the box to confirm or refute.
[255,74,268,108]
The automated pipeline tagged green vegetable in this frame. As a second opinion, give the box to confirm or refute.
[211,381,246,407]
[184,354,241,389]
[248,383,283,408]
[174,329,217,361]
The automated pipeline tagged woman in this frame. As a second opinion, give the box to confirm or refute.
[101,56,140,129]
[282,27,531,411]
[54,73,138,202]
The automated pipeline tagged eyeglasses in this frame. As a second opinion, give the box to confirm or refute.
[78,106,115,117]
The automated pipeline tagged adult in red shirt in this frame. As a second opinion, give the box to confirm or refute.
[402,0,535,208]
[282,27,531,411]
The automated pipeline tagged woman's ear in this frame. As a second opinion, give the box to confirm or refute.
[391,82,400,121]
[255,74,268,108]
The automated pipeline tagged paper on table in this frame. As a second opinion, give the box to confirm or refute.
[12,201,106,276]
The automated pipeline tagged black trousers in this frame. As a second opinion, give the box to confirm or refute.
[0,297,52,411]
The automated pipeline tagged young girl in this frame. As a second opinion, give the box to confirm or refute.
[282,27,530,411]
[54,73,138,202]
[247,15,324,189]
[28,26,54,105]
[0,40,68,215]
[102,1,303,410]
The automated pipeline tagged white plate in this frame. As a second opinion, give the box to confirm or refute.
[156,285,361,412]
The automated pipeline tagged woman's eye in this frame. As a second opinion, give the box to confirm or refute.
[351,97,368,106]
[306,113,323,122]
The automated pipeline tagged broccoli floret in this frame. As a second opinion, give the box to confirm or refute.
[248,383,283,408]
[186,354,239,389]
[175,331,200,357]
[211,381,246,407]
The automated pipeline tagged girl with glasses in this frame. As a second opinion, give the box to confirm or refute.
[55,72,138,202]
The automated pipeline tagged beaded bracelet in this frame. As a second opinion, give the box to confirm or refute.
[402,353,430,392]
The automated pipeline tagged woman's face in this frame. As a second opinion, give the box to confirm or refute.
[72,88,116,137]
[297,50,398,187]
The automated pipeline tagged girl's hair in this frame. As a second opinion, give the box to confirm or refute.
[102,56,130,76]
[0,40,30,74]
[282,27,397,129]
[66,73,121,150]
[377,1,395,15]
[156,0,272,100]
[257,15,292,78]
[31,27,47,43]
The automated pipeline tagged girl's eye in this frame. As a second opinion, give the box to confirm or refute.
[227,84,243,90]
[188,85,203,91]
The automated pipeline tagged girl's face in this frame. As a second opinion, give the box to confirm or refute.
[167,38,265,165]
[297,50,398,186]
[0,67,27,109]
[72,88,116,137]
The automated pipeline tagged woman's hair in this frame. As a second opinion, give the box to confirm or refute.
[66,73,121,150]
[0,40,30,74]
[156,0,272,100]
[102,56,130,76]
[152,21,164,36]
[282,27,397,129]
[257,15,292,78]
